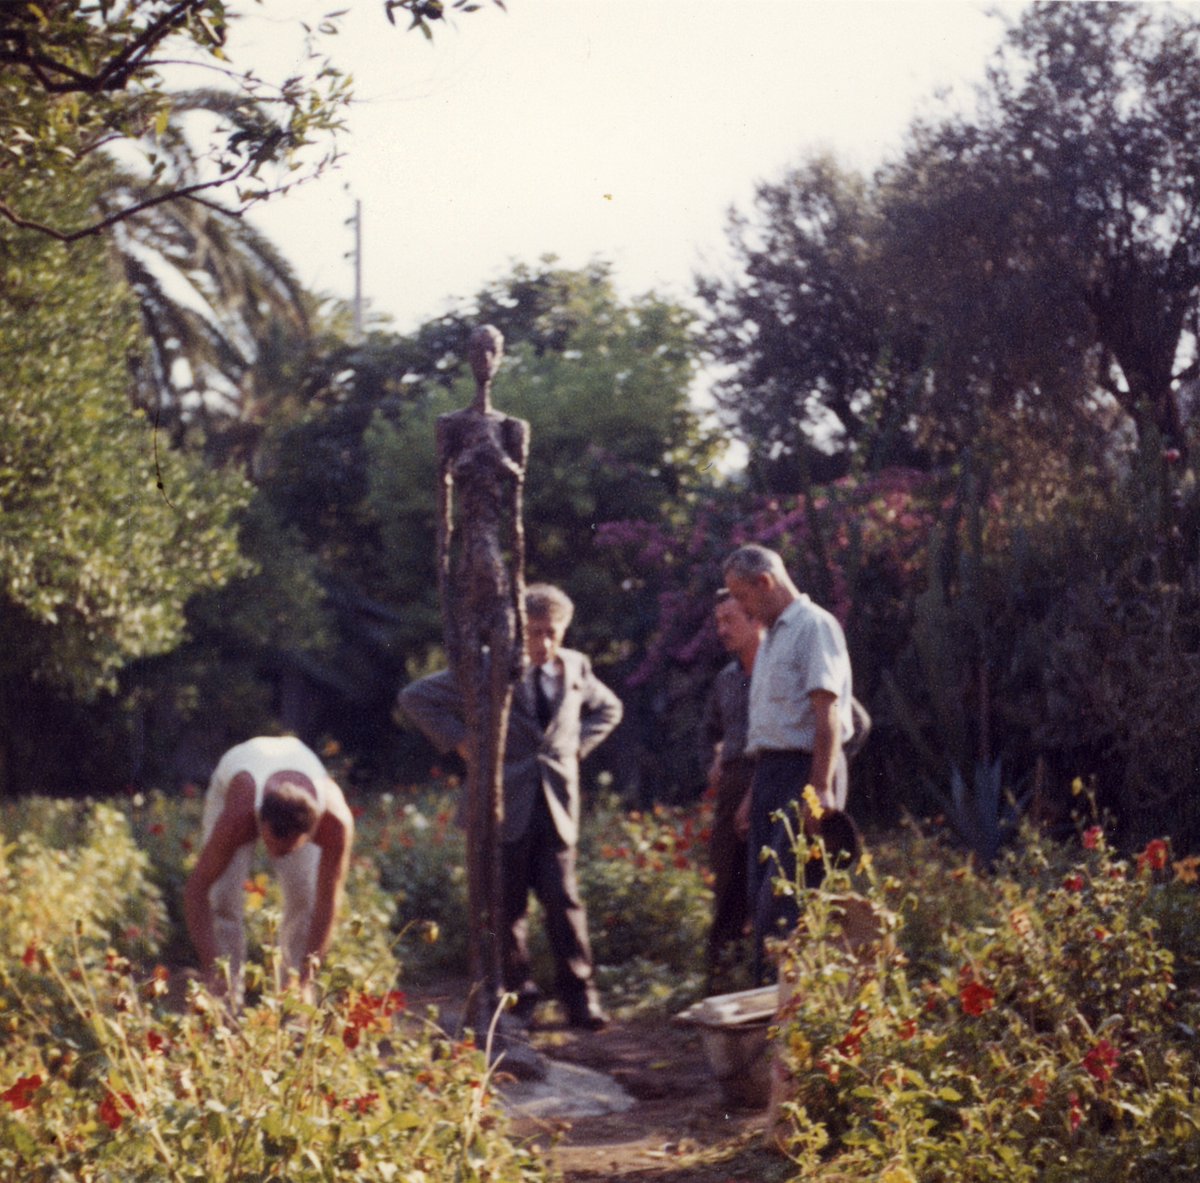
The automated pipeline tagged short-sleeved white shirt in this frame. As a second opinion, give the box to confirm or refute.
[745,595,853,755]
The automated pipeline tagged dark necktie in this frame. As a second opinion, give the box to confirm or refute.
[535,668,554,729]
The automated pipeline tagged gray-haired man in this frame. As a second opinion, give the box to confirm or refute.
[398,583,623,1029]
[722,544,856,983]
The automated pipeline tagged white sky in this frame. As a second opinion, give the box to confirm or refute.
[235,0,1027,334]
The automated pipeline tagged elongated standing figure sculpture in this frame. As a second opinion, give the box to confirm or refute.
[436,325,530,1042]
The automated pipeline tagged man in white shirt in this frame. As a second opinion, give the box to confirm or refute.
[183,735,354,1006]
[722,544,855,983]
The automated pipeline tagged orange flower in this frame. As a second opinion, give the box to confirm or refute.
[1174,855,1200,885]
[345,1091,379,1115]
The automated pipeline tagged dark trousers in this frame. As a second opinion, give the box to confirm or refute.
[501,791,596,1007]
[706,757,753,988]
[747,749,848,984]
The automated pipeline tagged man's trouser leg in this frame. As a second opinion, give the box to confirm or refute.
[706,758,752,990]
[747,751,813,986]
[201,778,252,1006]
[273,841,321,988]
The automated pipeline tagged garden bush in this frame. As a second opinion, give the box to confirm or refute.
[772,813,1200,1182]
[0,796,551,1183]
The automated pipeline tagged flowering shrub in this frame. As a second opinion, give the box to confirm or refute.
[772,824,1200,1181]
[0,797,551,1183]
[1,952,549,1182]
[574,797,712,1013]
[0,799,168,965]
[360,790,473,979]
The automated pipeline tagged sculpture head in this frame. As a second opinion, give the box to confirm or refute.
[468,324,505,412]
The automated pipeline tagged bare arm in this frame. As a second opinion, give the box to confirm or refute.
[807,690,842,817]
[183,774,257,978]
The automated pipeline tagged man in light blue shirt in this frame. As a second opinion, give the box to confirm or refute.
[722,544,855,982]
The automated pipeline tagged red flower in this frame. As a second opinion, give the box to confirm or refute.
[1063,874,1085,892]
[897,1018,918,1041]
[835,1008,870,1058]
[1068,1091,1083,1131]
[1136,838,1170,874]
[21,942,37,968]
[146,1031,167,1055]
[1026,1073,1047,1110]
[342,1025,361,1050]
[149,822,165,836]
[1082,826,1103,850]
[1,1075,42,1111]
[99,1091,137,1130]
[959,979,996,1017]
[1082,1039,1118,1084]
[346,1091,379,1115]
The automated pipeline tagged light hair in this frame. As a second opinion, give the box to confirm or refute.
[525,583,574,628]
[722,543,788,582]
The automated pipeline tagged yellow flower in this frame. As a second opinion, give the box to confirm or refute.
[857,849,874,874]
[787,1031,813,1069]
[1071,776,1085,797]
[880,1165,917,1183]
[802,784,825,820]
[243,872,270,912]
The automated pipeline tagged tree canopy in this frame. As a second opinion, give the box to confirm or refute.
[699,0,1200,484]
[0,0,497,239]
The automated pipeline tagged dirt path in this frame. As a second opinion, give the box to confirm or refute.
[408,979,791,1183]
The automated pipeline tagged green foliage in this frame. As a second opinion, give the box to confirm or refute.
[361,787,474,980]
[0,792,549,1183]
[0,179,250,707]
[0,800,168,965]
[772,821,1200,1181]
[364,261,714,657]
[0,1,355,238]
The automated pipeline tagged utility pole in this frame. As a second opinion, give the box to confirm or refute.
[347,198,364,341]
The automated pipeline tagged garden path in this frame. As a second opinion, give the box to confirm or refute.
[408,978,788,1183]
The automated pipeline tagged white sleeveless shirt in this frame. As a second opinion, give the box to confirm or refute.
[209,736,331,818]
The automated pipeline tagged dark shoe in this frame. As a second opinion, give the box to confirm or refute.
[566,1002,610,1031]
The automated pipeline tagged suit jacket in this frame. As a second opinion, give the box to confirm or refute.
[397,648,623,847]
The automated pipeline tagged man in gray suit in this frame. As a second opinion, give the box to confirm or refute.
[397,583,623,1030]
